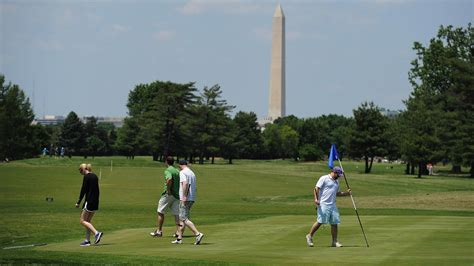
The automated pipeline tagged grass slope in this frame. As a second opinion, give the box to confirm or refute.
[1,157,473,264]
[38,215,474,265]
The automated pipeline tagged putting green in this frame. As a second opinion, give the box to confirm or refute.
[38,215,474,265]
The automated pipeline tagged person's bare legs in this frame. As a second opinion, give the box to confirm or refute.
[176,219,199,238]
[183,219,200,235]
[80,210,98,236]
[83,211,95,241]
[308,222,322,237]
[306,221,322,247]
[330,224,342,247]
[174,215,184,236]
[155,212,165,233]
[331,224,338,243]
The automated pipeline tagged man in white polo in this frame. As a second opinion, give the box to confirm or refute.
[306,166,351,247]
[172,160,204,245]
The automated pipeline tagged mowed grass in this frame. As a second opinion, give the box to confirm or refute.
[0,157,473,265]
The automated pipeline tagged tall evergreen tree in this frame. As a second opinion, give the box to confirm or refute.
[192,84,234,164]
[115,117,143,159]
[233,111,263,159]
[0,75,35,160]
[59,111,85,156]
[127,81,197,160]
[349,102,390,173]
[406,24,473,175]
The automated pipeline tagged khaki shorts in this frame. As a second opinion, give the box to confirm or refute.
[179,201,194,221]
[157,194,179,215]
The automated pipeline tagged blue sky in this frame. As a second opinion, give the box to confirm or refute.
[1,0,472,119]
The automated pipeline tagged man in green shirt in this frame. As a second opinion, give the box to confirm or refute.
[150,156,181,237]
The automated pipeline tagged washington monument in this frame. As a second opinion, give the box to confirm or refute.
[267,3,285,121]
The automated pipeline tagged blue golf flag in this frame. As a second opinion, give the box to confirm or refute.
[328,144,339,169]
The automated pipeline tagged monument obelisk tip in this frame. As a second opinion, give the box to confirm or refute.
[274,3,284,17]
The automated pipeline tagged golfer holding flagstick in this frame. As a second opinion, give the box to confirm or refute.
[306,166,351,247]
[306,144,369,248]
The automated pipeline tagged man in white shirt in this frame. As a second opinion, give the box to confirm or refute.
[305,166,351,247]
[172,160,204,245]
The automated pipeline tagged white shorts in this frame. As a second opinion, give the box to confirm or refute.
[157,194,179,215]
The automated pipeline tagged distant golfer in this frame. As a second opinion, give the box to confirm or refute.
[306,166,351,247]
[172,160,204,245]
[150,156,182,238]
[76,163,103,246]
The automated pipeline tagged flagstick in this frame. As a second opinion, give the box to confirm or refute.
[337,158,370,247]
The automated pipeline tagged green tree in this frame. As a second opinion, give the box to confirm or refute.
[399,101,441,178]
[262,123,282,159]
[59,111,85,156]
[279,125,299,160]
[233,111,263,159]
[127,81,197,160]
[349,102,390,173]
[406,24,473,175]
[219,116,239,164]
[95,122,116,155]
[0,75,35,160]
[297,115,352,162]
[192,84,234,164]
[83,117,108,157]
[274,115,302,132]
[447,56,474,176]
[115,117,142,159]
[298,117,327,161]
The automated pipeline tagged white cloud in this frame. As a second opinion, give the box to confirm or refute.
[153,30,176,41]
[178,0,266,15]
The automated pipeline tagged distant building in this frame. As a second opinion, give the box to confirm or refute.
[380,108,402,118]
[83,116,124,128]
[33,115,65,126]
[33,115,125,127]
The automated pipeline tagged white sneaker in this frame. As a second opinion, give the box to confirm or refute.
[171,239,182,244]
[150,231,162,237]
[306,234,314,247]
[332,242,343,247]
[194,233,204,245]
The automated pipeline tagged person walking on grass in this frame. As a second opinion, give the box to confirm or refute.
[306,166,351,248]
[150,156,183,238]
[172,160,204,245]
[76,163,103,247]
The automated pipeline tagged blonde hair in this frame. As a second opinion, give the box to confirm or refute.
[79,163,92,172]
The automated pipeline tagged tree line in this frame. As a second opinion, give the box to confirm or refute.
[0,24,472,177]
